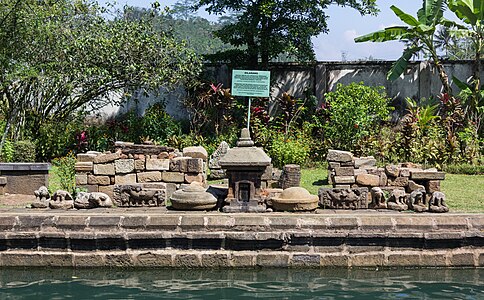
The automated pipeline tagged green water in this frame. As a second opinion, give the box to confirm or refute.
[0,268,482,299]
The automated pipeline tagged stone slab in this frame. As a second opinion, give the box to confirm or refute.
[137,172,162,183]
[327,150,353,163]
[411,171,445,180]
[183,146,208,160]
[115,159,135,174]
[355,174,379,187]
[146,159,170,171]
[93,164,115,175]
[333,176,355,184]
[93,152,120,164]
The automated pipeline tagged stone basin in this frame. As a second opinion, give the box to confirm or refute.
[271,187,319,212]
[170,183,217,210]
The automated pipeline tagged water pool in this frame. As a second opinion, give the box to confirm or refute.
[0,268,482,299]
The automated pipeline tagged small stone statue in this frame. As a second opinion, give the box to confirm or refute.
[74,192,91,209]
[31,186,51,208]
[50,190,74,209]
[408,189,428,212]
[387,189,408,211]
[89,192,113,208]
[369,187,387,209]
[428,191,449,213]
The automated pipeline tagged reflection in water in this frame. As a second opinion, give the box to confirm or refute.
[0,268,482,299]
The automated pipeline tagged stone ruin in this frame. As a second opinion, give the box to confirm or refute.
[74,142,207,207]
[31,186,113,209]
[321,149,449,213]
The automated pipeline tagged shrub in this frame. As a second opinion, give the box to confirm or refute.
[268,133,311,168]
[323,82,392,153]
[443,163,484,175]
[50,153,77,194]
[12,140,36,162]
[0,140,14,162]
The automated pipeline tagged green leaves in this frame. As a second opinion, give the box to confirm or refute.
[391,5,420,26]
[448,0,483,25]
[199,0,378,68]
[354,26,409,43]
[387,46,422,81]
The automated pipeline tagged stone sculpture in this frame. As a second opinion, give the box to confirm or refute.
[208,141,229,179]
[74,192,91,209]
[170,182,218,210]
[74,192,114,209]
[408,189,428,212]
[369,187,387,209]
[387,189,408,211]
[31,186,51,208]
[113,184,165,207]
[318,187,368,209]
[271,187,318,212]
[428,191,449,213]
[89,192,114,208]
[49,190,74,209]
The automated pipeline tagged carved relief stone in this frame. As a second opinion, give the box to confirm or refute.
[113,184,165,207]
[318,187,368,209]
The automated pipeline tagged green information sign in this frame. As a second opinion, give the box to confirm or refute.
[231,70,271,97]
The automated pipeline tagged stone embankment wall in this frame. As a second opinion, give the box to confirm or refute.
[74,143,207,204]
[0,211,482,268]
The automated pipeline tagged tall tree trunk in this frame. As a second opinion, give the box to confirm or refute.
[434,60,452,95]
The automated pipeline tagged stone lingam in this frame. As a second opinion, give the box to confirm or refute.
[219,128,271,213]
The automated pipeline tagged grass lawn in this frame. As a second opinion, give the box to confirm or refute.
[441,174,484,213]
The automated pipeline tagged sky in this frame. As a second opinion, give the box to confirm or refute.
[100,0,460,61]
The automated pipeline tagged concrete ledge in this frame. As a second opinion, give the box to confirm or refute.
[0,249,482,268]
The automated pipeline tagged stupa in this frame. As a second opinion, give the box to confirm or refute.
[219,128,271,212]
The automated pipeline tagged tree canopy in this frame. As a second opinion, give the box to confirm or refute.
[196,0,379,69]
[0,0,201,156]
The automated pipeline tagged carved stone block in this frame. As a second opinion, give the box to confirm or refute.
[318,187,368,209]
[113,184,165,207]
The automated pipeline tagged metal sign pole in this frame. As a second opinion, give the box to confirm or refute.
[247,97,251,130]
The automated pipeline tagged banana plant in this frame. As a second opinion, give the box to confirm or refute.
[448,0,483,117]
[355,0,464,94]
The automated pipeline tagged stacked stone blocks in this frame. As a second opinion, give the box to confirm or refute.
[327,150,445,195]
[75,143,208,206]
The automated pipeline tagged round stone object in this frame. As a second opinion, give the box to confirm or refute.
[170,182,217,211]
[271,187,319,212]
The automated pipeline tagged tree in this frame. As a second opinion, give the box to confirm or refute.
[0,0,201,157]
[354,0,463,94]
[196,0,379,69]
[448,0,483,120]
